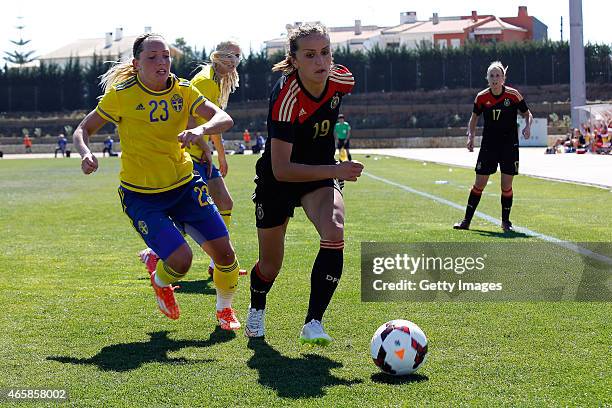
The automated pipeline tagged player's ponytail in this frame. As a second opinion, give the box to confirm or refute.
[99,33,166,94]
[99,62,137,94]
[272,23,330,75]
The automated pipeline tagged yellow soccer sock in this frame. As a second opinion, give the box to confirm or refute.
[219,210,232,232]
[213,259,240,291]
[155,262,186,286]
[210,210,232,270]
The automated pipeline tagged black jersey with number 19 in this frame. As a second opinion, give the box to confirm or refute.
[254,65,355,197]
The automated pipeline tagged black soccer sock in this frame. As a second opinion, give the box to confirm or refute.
[501,188,513,222]
[250,262,274,310]
[464,185,483,221]
[305,241,344,324]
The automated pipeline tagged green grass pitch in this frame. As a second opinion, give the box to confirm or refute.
[0,154,610,407]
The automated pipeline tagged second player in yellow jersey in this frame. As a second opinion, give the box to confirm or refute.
[183,41,243,281]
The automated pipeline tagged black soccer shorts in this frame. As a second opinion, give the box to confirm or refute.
[475,144,519,175]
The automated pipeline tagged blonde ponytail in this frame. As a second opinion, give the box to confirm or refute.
[99,32,165,94]
[100,61,137,93]
[272,57,294,75]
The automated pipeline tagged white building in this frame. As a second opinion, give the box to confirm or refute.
[264,21,388,57]
[37,28,183,68]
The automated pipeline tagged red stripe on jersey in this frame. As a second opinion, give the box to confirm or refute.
[504,86,523,101]
[331,64,352,77]
[279,81,299,122]
[272,76,300,122]
[329,77,354,94]
[475,86,522,111]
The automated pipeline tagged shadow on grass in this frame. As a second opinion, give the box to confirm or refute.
[174,278,216,295]
[370,371,429,384]
[135,277,216,295]
[469,228,530,239]
[247,338,362,399]
[47,327,234,372]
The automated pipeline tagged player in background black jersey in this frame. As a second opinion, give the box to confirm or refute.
[244,23,364,345]
[454,61,533,232]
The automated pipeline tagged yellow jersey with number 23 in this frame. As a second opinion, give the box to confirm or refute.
[96,73,207,193]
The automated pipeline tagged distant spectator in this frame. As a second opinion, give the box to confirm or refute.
[242,129,251,149]
[252,132,265,154]
[236,142,246,154]
[55,133,68,158]
[23,134,33,153]
[102,135,117,157]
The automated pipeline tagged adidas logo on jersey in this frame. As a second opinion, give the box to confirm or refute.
[299,108,307,116]
[136,103,145,111]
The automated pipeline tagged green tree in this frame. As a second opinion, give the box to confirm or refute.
[3,17,36,67]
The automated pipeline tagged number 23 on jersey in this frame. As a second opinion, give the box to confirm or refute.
[149,100,169,122]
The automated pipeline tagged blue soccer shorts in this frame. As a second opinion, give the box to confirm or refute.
[118,176,228,260]
[193,160,222,183]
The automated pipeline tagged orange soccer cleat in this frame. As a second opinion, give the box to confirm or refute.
[139,248,160,276]
[216,308,241,330]
[150,272,180,320]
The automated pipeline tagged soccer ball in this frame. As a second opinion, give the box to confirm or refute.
[370,319,428,376]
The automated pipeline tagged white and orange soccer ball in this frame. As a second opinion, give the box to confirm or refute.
[370,319,428,376]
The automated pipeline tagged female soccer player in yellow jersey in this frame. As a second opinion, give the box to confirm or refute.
[73,33,243,328]
[140,41,242,274]
[190,41,241,277]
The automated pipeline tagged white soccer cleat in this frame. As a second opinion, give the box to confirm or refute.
[244,307,266,338]
[299,319,333,346]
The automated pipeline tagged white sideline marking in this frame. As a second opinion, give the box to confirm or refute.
[365,171,612,266]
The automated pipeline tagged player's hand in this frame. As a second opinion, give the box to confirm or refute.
[80,153,98,174]
[467,135,474,152]
[335,160,364,182]
[178,128,204,149]
[218,156,228,177]
[522,126,531,140]
[196,143,214,178]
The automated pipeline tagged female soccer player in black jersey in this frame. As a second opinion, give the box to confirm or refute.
[454,61,533,232]
[244,23,364,345]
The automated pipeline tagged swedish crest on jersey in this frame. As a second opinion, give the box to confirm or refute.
[171,94,184,112]
[330,94,340,110]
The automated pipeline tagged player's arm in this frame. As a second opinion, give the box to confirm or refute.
[271,138,363,182]
[467,112,479,152]
[520,103,533,140]
[73,110,108,174]
[179,101,233,149]
[210,134,228,177]
[345,124,351,141]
